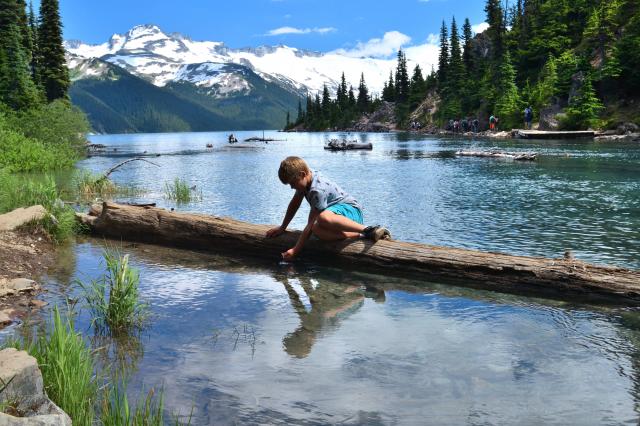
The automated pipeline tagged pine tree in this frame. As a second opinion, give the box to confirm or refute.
[583,0,622,80]
[0,0,39,109]
[321,84,331,118]
[285,110,290,127]
[462,18,474,73]
[382,71,395,101]
[16,0,32,60]
[494,52,522,129]
[408,65,426,110]
[336,72,348,110]
[564,72,603,129]
[395,49,410,103]
[438,20,449,86]
[27,0,39,84]
[356,73,370,112]
[484,0,504,59]
[38,0,70,101]
[616,12,640,93]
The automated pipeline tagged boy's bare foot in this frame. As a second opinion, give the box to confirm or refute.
[362,225,391,242]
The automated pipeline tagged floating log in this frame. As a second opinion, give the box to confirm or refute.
[77,202,640,304]
[456,150,537,161]
[516,130,595,139]
[324,142,373,151]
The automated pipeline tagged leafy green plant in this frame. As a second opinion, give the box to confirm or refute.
[7,306,98,426]
[81,250,148,334]
[164,178,200,203]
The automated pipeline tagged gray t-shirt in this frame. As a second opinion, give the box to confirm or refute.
[297,171,362,211]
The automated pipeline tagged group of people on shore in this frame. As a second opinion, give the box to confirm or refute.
[444,106,533,134]
[446,117,481,133]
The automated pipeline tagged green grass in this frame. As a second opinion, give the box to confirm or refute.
[0,171,80,243]
[101,383,165,426]
[164,178,201,203]
[7,306,98,426]
[72,169,142,201]
[80,250,148,334]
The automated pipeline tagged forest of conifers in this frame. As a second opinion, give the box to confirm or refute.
[291,0,640,132]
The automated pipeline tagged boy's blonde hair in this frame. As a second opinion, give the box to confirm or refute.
[278,156,309,184]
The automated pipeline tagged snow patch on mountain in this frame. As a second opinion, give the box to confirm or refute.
[65,24,403,96]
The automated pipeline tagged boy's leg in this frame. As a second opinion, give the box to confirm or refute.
[313,210,364,241]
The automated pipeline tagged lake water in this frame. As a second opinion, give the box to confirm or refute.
[13,131,640,424]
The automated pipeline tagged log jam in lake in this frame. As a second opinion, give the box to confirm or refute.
[77,202,640,305]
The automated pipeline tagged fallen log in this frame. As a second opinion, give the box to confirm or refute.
[78,202,640,304]
[456,150,537,161]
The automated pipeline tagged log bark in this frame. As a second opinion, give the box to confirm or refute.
[78,202,640,304]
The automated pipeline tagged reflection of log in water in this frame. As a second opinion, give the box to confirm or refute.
[78,203,640,305]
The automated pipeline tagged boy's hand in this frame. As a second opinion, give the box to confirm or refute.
[266,226,285,238]
[281,248,298,260]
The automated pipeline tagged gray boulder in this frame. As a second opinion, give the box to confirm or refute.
[0,349,71,425]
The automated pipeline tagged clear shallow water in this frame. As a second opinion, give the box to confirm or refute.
[13,131,640,424]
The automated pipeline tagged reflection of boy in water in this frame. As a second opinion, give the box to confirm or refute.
[280,277,385,358]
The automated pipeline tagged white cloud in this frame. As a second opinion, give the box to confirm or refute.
[472,22,489,34]
[331,31,411,58]
[404,36,440,73]
[266,26,336,36]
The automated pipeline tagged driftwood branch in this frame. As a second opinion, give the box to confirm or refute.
[96,157,160,183]
[77,202,640,305]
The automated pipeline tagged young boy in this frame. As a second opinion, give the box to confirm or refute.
[266,156,391,260]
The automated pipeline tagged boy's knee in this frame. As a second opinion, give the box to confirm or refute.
[316,210,334,227]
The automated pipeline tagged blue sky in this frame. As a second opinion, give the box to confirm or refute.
[44,0,488,57]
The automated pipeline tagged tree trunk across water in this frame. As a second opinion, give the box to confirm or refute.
[78,202,640,304]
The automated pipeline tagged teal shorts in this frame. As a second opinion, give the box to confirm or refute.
[326,203,364,224]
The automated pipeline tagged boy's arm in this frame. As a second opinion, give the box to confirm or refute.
[266,191,304,238]
[282,208,320,260]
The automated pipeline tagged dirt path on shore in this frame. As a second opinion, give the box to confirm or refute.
[0,230,56,327]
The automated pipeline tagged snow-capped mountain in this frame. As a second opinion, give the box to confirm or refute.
[65,24,397,96]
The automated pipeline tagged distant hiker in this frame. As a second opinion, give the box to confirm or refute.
[489,115,497,131]
[461,118,468,133]
[472,118,479,133]
[266,156,391,260]
[524,106,533,130]
[453,120,460,133]
[228,134,238,143]
[447,119,454,131]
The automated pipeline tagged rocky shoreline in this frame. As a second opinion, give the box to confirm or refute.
[0,207,56,331]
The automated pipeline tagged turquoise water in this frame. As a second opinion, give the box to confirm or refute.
[19,132,640,424]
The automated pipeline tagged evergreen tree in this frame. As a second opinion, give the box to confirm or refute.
[484,0,505,59]
[348,85,356,109]
[16,0,32,60]
[382,71,395,101]
[0,0,39,109]
[38,0,70,101]
[336,72,348,110]
[564,72,603,129]
[494,51,522,128]
[438,20,449,86]
[27,0,39,84]
[616,12,640,93]
[462,18,474,73]
[408,65,426,110]
[583,0,622,80]
[321,84,331,112]
[395,49,410,103]
[296,99,303,122]
[285,110,290,127]
[356,73,370,112]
